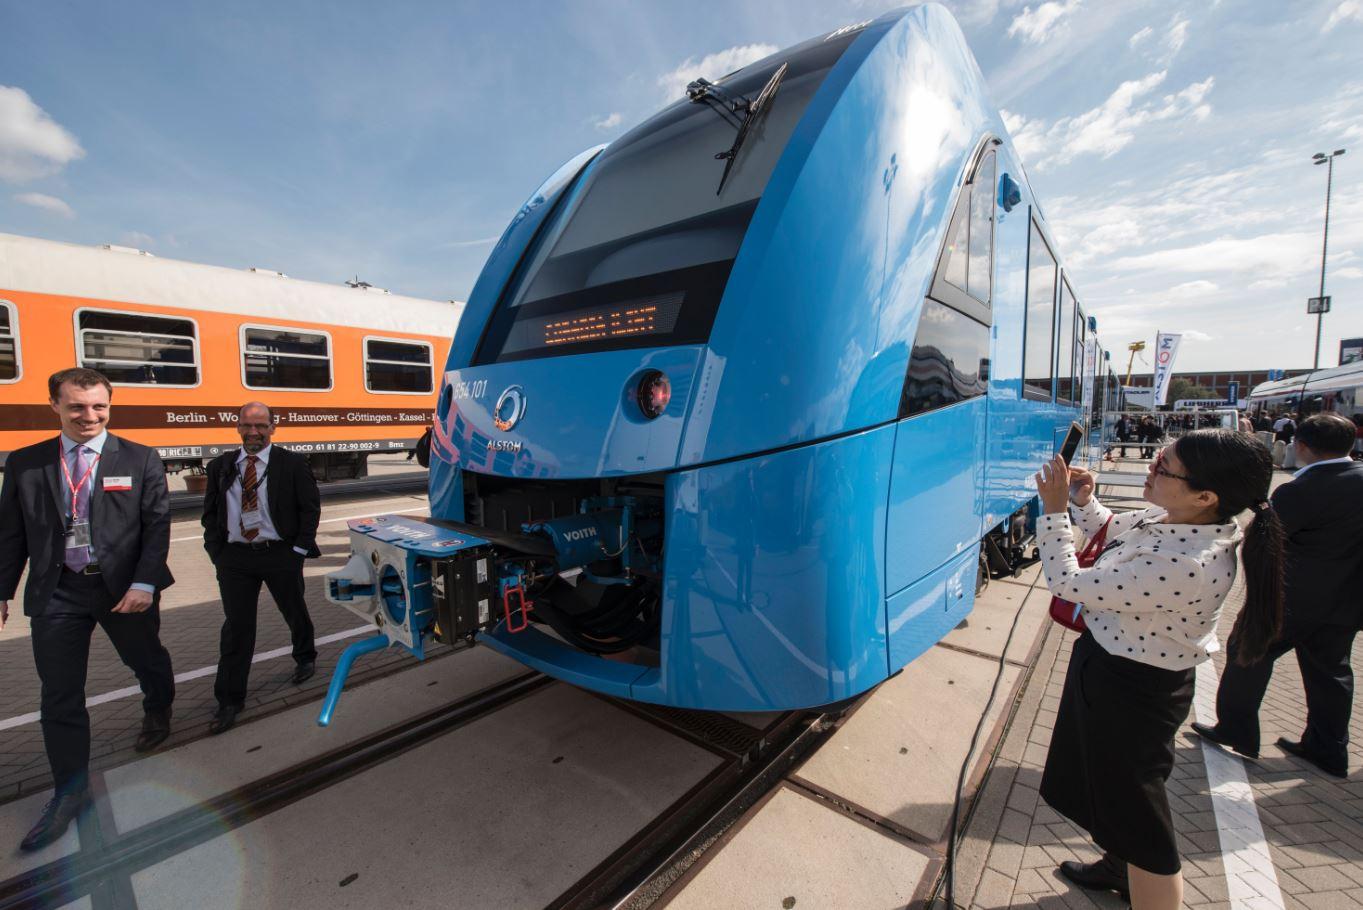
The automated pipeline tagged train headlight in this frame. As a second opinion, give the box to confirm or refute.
[637,370,671,419]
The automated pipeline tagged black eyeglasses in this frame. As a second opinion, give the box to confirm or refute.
[1152,448,1193,483]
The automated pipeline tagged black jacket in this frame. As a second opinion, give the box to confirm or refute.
[201,445,321,561]
[1271,460,1363,629]
[0,434,174,616]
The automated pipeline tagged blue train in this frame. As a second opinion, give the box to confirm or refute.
[320,3,1106,719]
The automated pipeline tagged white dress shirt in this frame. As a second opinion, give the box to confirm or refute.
[1037,497,1243,670]
[61,431,157,594]
[1293,455,1356,479]
[224,445,308,555]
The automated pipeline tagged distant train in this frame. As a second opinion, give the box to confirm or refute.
[322,4,1108,715]
[0,233,462,478]
[1247,360,1363,426]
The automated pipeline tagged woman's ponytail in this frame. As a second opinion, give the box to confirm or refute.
[1229,504,1285,665]
[1174,430,1284,666]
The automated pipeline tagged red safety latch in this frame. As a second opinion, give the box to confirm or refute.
[502,582,531,633]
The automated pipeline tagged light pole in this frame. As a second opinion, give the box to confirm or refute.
[1311,148,1346,369]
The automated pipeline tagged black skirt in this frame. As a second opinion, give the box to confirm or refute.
[1040,630,1195,875]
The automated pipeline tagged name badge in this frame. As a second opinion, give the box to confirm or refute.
[103,476,133,491]
[241,509,264,530]
[66,520,92,549]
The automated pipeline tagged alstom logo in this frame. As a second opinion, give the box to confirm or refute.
[563,527,598,542]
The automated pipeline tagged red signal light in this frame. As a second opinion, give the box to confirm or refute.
[637,371,671,419]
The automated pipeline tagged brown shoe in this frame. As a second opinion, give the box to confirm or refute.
[134,708,172,753]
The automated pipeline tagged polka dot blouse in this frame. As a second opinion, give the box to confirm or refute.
[1037,497,1242,670]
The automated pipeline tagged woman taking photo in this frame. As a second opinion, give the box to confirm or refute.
[1033,429,1284,910]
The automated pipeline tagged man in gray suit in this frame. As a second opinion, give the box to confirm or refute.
[0,368,175,851]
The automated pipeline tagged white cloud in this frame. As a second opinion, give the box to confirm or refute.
[1007,0,1082,44]
[0,85,84,183]
[14,191,74,218]
[1019,71,1215,169]
[1128,26,1153,47]
[1336,266,1363,279]
[593,112,623,130]
[1324,0,1363,31]
[1000,108,1048,160]
[121,230,155,248]
[1168,280,1218,298]
[1179,329,1214,342]
[657,43,778,103]
[1164,14,1190,59]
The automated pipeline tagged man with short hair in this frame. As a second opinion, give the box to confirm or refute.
[0,368,175,851]
[201,402,321,734]
[1194,412,1363,777]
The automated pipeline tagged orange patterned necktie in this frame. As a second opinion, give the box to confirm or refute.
[240,455,260,541]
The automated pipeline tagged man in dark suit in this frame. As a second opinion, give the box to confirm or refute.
[201,402,321,734]
[1194,412,1363,777]
[0,368,175,851]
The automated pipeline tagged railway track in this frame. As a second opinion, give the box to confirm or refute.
[0,668,861,910]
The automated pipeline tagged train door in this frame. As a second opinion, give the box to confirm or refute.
[884,141,995,670]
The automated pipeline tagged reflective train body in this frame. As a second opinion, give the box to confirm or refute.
[323,4,1102,714]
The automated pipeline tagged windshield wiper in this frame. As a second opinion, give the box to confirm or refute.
[686,77,746,129]
[714,63,788,195]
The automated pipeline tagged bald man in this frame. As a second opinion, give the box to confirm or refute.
[201,403,321,734]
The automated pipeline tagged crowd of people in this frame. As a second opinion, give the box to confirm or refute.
[0,368,323,851]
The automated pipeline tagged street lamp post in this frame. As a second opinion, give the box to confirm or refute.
[1311,148,1346,369]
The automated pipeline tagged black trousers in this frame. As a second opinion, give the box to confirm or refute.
[212,543,316,708]
[1215,622,1356,764]
[30,571,175,795]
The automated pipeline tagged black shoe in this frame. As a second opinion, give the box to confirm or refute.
[1277,737,1348,778]
[1191,722,1259,760]
[134,708,172,753]
[20,791,90,852]
[1058,853,1129,899]
[209,705,241,735]
[291,661,315,685]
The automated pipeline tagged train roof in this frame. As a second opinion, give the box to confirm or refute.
[0,231,463,337]
[1248,359,1363,397]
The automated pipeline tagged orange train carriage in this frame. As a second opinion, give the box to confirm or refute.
[0,233,463,477]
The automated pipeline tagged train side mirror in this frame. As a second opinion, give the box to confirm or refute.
[998,173,1022,213]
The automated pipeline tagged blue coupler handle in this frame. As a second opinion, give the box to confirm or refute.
[317,634,390,727]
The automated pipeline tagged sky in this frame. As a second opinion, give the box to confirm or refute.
[1,0,1360,374]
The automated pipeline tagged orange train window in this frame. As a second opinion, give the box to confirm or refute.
[242,325,332,391]
[77,309,199,387]
[364,338,433,394]
[0,300,18,382]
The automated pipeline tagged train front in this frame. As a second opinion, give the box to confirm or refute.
[324,7,992,713]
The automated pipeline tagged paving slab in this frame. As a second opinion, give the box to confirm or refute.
[796,644,1021,844]
[941,570,1051,665]
[129,683,721,910]
[666,785,931,910]
[104,645,526,832]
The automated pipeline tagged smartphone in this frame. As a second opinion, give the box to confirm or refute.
[1058,421,1085,465]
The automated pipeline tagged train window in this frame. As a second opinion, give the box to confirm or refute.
[1022,218,1057,400]
[900,299,989,418]
[0,300,17,382]
[1056,279,1077,403]
[365,338,434,394]
[475,26,864,364]
[77,309,199,387]
[242,326,332,391]
[929,147,997,324]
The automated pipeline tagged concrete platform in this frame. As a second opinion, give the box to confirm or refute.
[103,646,527,831]
[666,786,933,910]
[128,684,722,909]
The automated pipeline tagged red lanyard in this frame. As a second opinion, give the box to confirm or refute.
[58,442,100,520]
